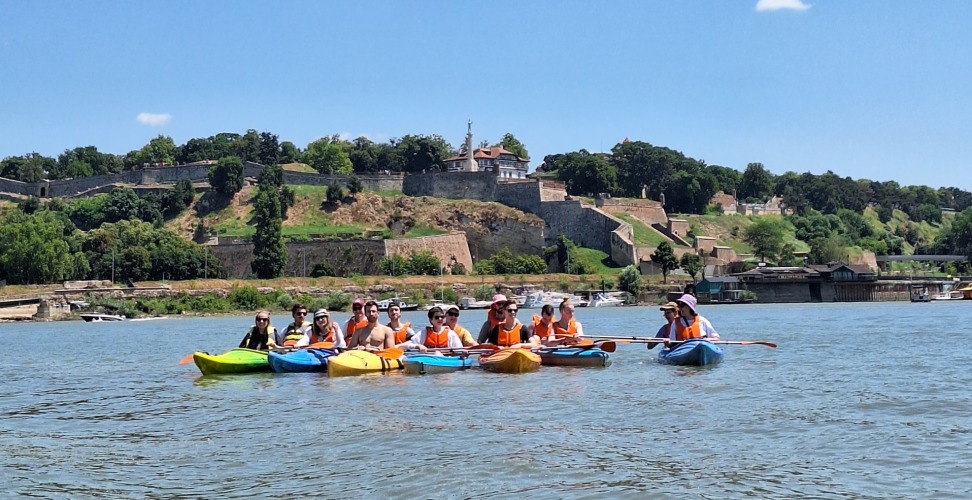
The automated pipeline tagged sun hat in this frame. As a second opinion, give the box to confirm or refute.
[676,294,698,314]
[352,298,365,307]
[314,308,329,318]
[491,294,508,304]
[659,301,679,311]
[446,305,460,313]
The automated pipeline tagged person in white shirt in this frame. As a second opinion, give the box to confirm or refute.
[666,294,721,343]
[295,308,345,349]
[408,306,463,353]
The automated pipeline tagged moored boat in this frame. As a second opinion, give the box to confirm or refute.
[479,348,541,374]
[326,350,404,377]
[80,312,125,322]
[193,348,271,375]
[657,339,724,366]
[537,347,611,367]
[268,348,336,373]
[403,353,474,374]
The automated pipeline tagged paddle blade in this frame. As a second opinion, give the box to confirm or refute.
[595,341,617,353]
[178,353,194,365]
[374,347,404,359]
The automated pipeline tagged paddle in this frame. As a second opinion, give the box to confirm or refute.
[539,340,618,353]
[589,336,777,348]
[178,353,194,365]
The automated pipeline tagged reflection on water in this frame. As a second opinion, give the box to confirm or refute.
[1,303,971,497]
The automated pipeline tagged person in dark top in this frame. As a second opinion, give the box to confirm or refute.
[486,300,539,348]
[239,311,276,350]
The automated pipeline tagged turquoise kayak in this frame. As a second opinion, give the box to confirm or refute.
[658,339,724,366]
[268,348,336,373]
[537,347,611,367]
[403,353,474,374]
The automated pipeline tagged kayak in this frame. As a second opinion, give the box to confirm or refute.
[658,339,724,366]
[268,348,337,373]
[403,353,475,375]
[537,347,611,367]
[479,348,541,374]
[327,350,404,377]
[193,348,270,375]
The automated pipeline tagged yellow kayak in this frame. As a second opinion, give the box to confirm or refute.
[479,348,541,374]
[327,350,404,377]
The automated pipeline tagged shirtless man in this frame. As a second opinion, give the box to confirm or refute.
[347,300,395,351]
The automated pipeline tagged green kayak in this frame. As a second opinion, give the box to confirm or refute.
[193,348,271,375]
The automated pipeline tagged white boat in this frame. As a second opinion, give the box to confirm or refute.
[932,291,964,301]
[420,302,454,311]
[522,291,573,309]
[459,297,492,309]
[589,293,623,307]
[376,297,418,311]
[80,313,125,322]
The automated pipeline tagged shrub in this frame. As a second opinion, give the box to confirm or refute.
[228,286,264,310]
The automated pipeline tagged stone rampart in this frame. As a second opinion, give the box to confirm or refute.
[695,236,717,254]
[596,197,669,226]
[495,179,542,214]
[384,232,473,272]
[402,171,497,200]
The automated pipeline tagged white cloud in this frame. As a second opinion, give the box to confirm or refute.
[756,0,811,12]
[136,112,172,126]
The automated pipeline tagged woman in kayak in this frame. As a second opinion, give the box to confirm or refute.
[296,308,345,348]
[666,294,720,344]
[486,300,540,348]
[239,311,276,350]
[553,299,584,339]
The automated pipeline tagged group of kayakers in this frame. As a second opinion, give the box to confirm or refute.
[648,293,721,349]
[237,293,590,353]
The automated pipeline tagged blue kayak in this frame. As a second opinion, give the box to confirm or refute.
[537,347,611,367]
[403,353,474,375]
[268,348,337,373]
[658,339,724,366]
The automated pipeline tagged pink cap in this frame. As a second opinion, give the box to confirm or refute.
[353,298,365,306]
[491,294,508,304]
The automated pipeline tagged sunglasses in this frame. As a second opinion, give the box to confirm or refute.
[433,315,446,320]
[506,309,518,314]
[315,316,328,320]
[295,311,307,316]
[446,312,459,317]
[256,317,269,322]
[353,306,363,310]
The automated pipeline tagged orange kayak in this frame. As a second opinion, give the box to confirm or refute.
[479,348,541,374]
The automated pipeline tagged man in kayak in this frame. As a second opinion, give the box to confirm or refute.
[344,298,368,344]
[485,300,540,348]
[279,304,311,347]
[239,310,276,350]
[347,300,396,351]
[666,294,720,345]
[387,302,416,346]
[647,302,678,350]
[444,305,476,347]
[408,306,464,352]
[526,304,557,344]
[477,294,508,344]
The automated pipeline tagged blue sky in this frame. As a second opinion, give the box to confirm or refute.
[2,0,971,189]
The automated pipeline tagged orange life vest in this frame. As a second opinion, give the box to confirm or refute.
[553,318,577,337]
[345,317,368,342]
[497,322,524,347]
[423,326,451,348]
[391,322,412,344]
[532,314,553,338]
[674,317,702,341]
[309,325,336,344]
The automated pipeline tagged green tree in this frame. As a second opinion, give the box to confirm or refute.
[737,162,774,202]
[555,150,618,196]
[651,241,679,282]
[251,166,287,278]
[679,253,704,282]
[408,249,441,276]
[744,218,785,263]
[379,254,410,276]
[347,174,363,195]
[497,133,528,159]
[304,136,353,174]
[137,135,178,166]
[394,134,453,173]
[258,131,280,167]
[617,265,643,294]
[208,156,245,196]
[0,211,75,284]
[173,179,195,208]
[280,141,301,164]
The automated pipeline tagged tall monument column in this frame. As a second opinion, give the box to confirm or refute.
[464,120,478,172]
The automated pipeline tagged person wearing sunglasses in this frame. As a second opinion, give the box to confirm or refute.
[344,298,368,345]
[477,294,508,344]
[407,306,463,353]
[280,303,311,347]
[347,300,396,351]
[444,305,476,347]
[485,300,540,348]
[295,308,345,348]
[527,304,557,344]
[664,294,720,347]
[238,310,276,350]
[386,303,416,347]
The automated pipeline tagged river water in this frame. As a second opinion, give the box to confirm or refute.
[1,302,970,498]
